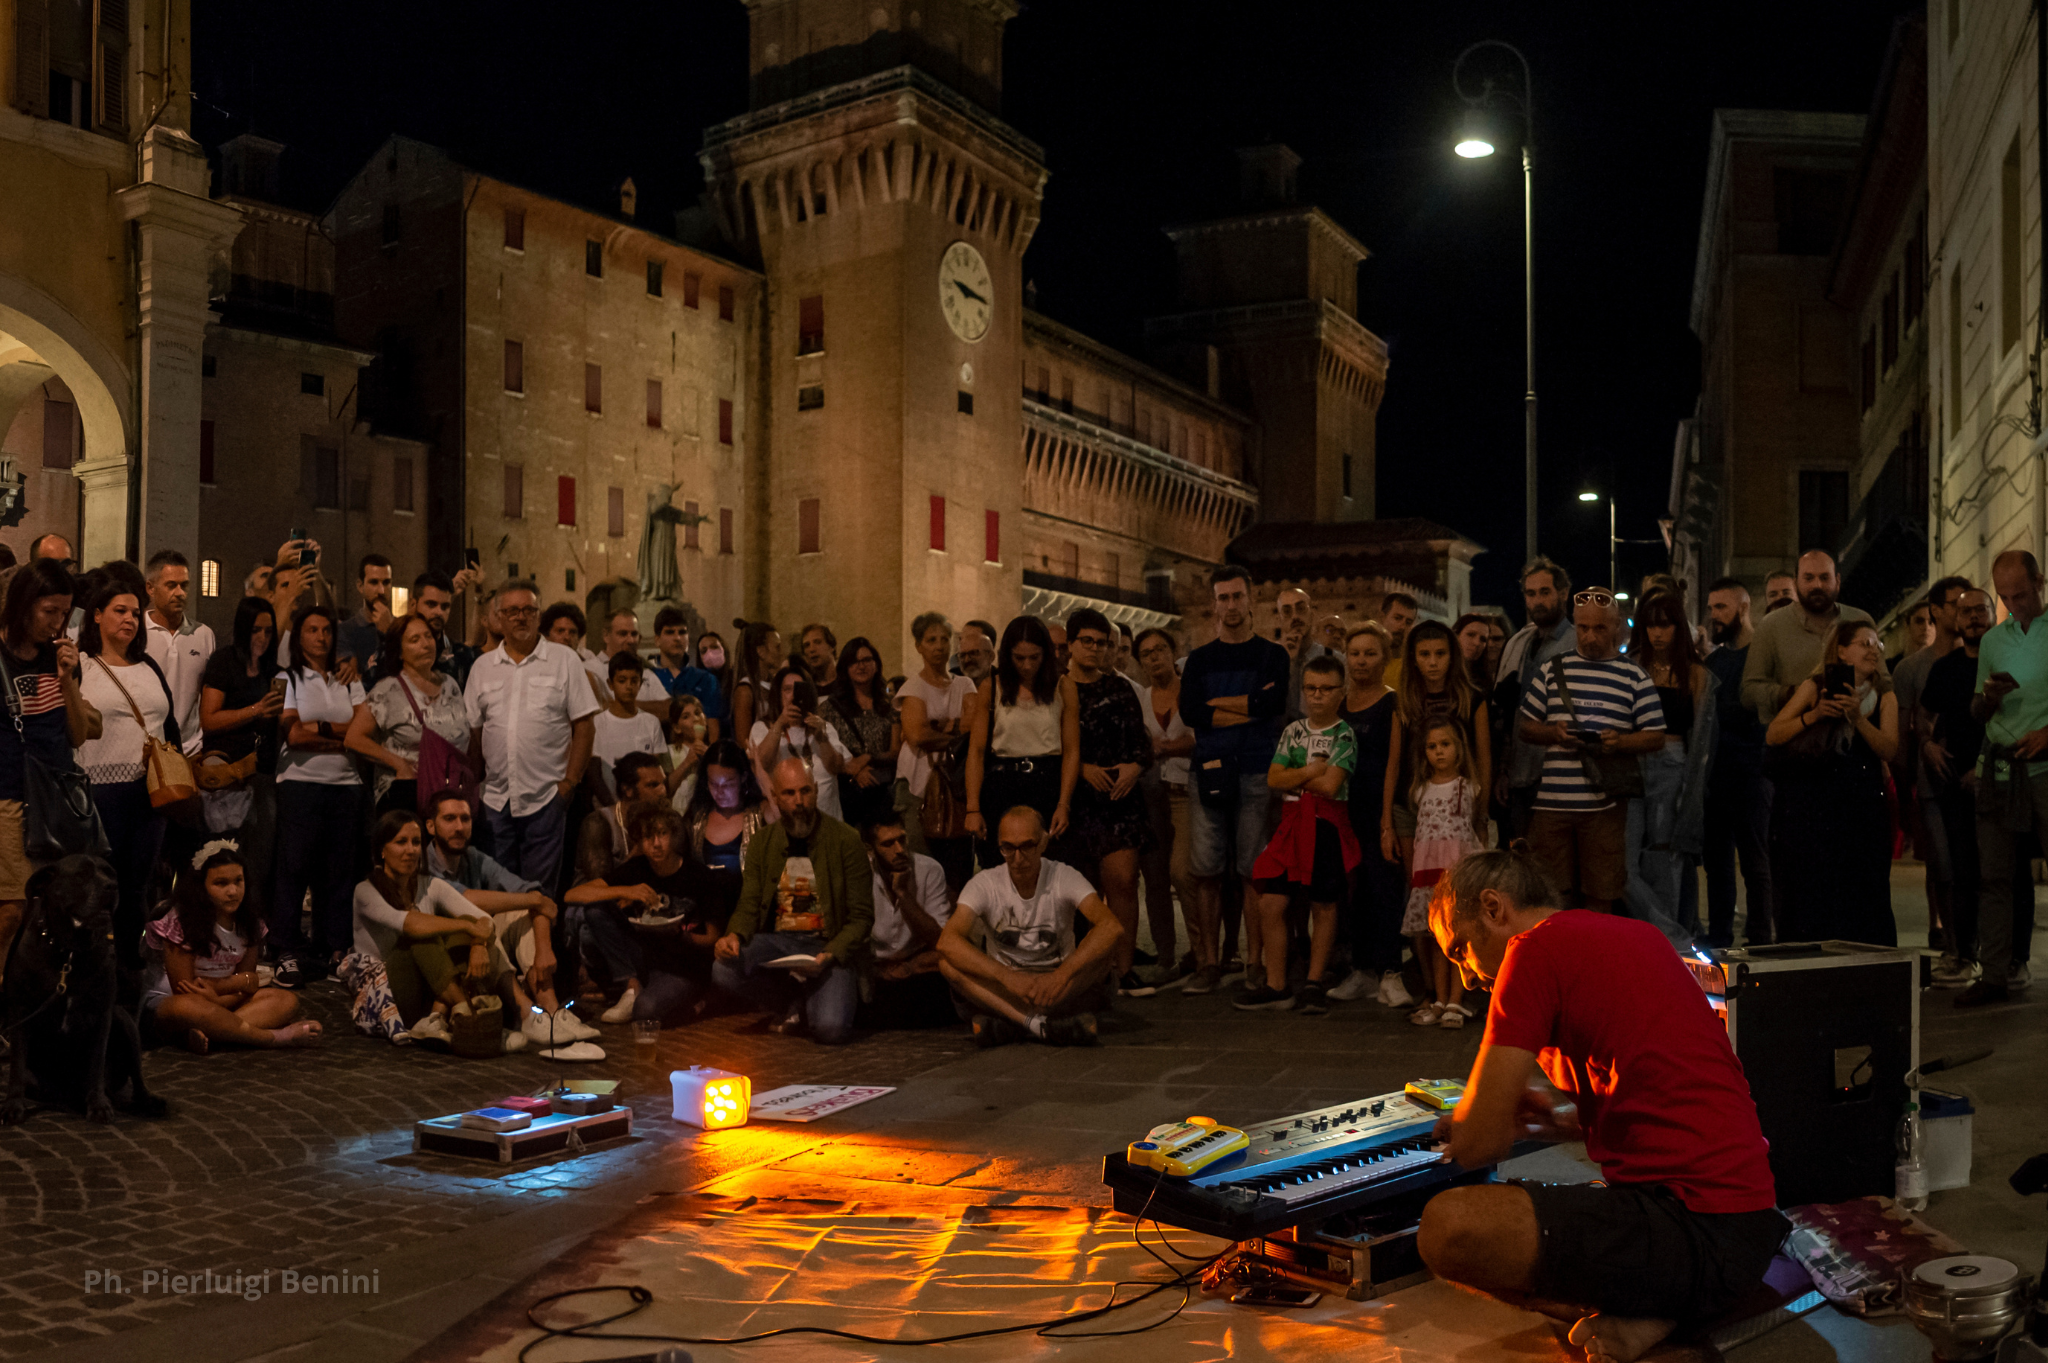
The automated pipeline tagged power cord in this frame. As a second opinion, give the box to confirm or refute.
[515,1167,1234,1360]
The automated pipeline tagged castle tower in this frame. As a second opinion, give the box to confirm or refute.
[699,0,1048,659]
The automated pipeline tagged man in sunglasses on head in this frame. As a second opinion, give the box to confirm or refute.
[1515,588,1666,914]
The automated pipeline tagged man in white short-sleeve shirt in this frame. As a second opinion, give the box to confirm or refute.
[465,581,600,890]
[142,548,216,756]
[861,815,952,1025]
[938,806,1121,1046]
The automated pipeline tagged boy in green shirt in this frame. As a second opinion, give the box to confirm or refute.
[1239,655,1360,1013]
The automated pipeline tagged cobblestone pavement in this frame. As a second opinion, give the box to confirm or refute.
[0,979,976,1356]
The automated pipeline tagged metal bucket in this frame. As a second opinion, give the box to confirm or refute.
[1901,1256,2033,1361]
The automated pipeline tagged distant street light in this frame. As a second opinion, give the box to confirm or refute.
[1577,491,1599,502]
[1452,40,1537,568]
[1579,488,1665,601]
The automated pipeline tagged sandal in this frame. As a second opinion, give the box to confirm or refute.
[1408,1001,1444,1027]
[1439,1002,1475,1030]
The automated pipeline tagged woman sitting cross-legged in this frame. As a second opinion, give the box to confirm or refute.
[140,840,322,1052]
[349,809,520,1051]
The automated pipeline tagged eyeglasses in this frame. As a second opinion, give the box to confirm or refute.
[499,605,539,618]
[1301,683,1341,695]
[1574,589,1615,608]
[997,840,1039,856]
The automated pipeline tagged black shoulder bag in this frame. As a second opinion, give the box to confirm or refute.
[1549,658,1647,801]
[0,646,110,860]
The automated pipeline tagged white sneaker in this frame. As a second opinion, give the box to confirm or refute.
[2011,961,2033,989]
[408,1012,451,1044]
[551,1007,602,1041]
[599,989,638,1025]
[1326,969,1376,1002]
[539,1041,607,1062]
[501,1029,528,1054]
[1378,973,1416,1009]
[1929,957,1980,988]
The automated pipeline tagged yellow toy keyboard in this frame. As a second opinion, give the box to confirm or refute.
[1127,1116,1250,1178]
[1403,1078,1466,1111]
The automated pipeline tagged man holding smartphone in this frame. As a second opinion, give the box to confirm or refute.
[1959,549,2048,1006]
[1739,551,1872,723]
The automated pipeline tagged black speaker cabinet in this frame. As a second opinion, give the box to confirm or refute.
[1715,941,1919,1208]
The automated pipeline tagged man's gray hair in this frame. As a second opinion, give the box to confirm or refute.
[492,578,540,608]
[1442,845,1559,924]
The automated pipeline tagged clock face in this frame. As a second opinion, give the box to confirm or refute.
[938,241,993,343]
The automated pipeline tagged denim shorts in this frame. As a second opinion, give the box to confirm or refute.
[1187,769,1275,879]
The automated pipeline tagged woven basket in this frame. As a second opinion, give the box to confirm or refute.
[448,995,504,1059]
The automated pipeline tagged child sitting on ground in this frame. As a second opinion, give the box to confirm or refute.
[141,840,322,1052]
[1400,719,1484,1029]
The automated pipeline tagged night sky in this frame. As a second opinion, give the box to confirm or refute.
[194,0,1920,609]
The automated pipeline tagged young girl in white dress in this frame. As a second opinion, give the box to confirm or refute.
[1403,719,1485,1030]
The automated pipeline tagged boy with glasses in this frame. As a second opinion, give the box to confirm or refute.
[1238,654,1359,1013]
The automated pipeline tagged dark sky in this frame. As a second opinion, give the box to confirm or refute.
[194,0,1919,607]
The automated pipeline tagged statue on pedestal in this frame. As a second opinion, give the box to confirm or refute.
[638,483,685,602]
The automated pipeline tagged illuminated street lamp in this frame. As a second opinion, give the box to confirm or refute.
[1453,40,1537,566]
[1579,488,1664,604]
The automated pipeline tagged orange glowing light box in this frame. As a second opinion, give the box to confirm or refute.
[672,1066,751,1129]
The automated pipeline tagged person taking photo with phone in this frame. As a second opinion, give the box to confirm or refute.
[1763,618,1898,946]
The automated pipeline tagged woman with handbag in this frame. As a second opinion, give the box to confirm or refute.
[76,580,183,965]
[200,596,285,932]
[899,613,978,890]
[271,604,369,989]
[1764,620,1899,946]
[0,558,101,975]
[347,614,471,817]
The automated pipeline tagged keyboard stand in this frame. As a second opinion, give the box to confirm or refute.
[1209,1217,1431,1301]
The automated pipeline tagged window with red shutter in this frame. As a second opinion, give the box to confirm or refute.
[929,495,946,551]
[504,340,523,394]
[646,379,662,428]
[607,486,624,537]
[718,398,734,445]
[799,498,821,554]
[585,363,602,414]
[798,295,824,354]
[198,419,214,483]
[718,285,735,321]
[984,510,1000,564]
[684,500,701,549]
[558,476,576,526]
[719,508,734,554]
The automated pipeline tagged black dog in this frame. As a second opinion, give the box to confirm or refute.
[2,855,164,1124]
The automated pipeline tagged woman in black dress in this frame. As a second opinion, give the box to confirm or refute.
[1063,609,1153,996]
[1764,620,1898,945]
[1331,622,1412,1007]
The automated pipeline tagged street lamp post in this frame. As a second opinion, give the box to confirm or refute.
[1579,489,1666,601]
[1453,40,1537,569]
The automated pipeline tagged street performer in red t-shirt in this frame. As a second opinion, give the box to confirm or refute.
[1416,846,1787,1363]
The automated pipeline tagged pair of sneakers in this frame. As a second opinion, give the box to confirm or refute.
[1323,969,1419,1009]
[521,1006,601,1046]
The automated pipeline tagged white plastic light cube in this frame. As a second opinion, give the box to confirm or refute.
[671,1066,751,1129]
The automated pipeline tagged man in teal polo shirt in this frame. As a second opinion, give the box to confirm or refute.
[1962,549,2048,1006]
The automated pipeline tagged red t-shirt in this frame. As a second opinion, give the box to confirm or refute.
[1482,910,1776,1214]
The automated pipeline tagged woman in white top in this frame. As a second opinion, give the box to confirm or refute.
[965,615,1080,861]
[749,663,850,820]
[348,614,471,816]
[1135,627,1198,983]
[899,612,980,888]
[350,809,507,1049]
[271,604,369,988]
[76,579,177,962]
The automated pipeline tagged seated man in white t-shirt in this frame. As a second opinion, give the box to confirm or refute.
[938,806,1121,1047]
[859,813,952,1028]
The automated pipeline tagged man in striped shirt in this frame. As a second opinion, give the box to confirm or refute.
[1516,591,1666,913]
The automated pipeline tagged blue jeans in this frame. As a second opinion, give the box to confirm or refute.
[1187,768,1275,880]
[580,903,645,992]
[272,780,362,961]
[1624,741,1695,951]
[484,794,570,888]
[711,930,857,1043]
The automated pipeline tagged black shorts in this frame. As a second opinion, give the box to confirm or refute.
[1254,821,1349,902]
[1523,1181,1789,1322]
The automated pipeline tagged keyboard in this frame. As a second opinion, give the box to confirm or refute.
[1101,1088,1506,1242]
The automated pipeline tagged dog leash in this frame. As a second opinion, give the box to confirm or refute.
[1,897,85,1039]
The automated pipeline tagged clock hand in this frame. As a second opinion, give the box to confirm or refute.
[953,280,989,305]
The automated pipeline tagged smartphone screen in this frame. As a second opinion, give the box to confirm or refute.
[1823,663,1855,696]
[465,546,481,571]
